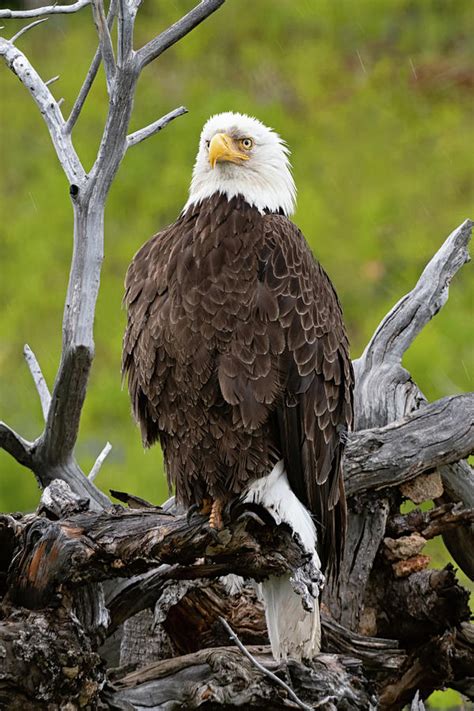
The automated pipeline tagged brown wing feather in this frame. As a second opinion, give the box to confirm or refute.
[262,214,353,573]
[122,214,191,447]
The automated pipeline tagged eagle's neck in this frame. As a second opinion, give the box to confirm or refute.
[183,161,296,217]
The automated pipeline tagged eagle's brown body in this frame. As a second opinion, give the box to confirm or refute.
[122,192,353,571]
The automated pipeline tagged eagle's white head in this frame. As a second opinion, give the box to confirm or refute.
[185,111,296,217]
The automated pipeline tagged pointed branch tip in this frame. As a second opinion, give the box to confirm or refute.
[89,441,112,481]
[0,422,33,468]
[127,106,188,148]
[23,344,51,422]
[45,74,60,86]
[10,18,48,43]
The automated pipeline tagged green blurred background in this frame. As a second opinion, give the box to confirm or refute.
[0,1,473,706]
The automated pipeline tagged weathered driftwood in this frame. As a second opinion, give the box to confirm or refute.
[352,218,474,581]
[1,487,472,709]
[327,220,474,639]
[105,648,377,710]
[345,393,473,496]
[2,505,310,608]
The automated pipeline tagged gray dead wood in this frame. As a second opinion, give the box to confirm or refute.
[344,393,474,497]
[0,0,91,19]
[1,473,472,709]
[106,647,376,710]
[327,220,473,640]
[353,219,472,429]
[352,218,474,580]
[437,460,474,579]
[23,344,51,421]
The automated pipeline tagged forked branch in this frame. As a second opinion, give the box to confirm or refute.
[353,218,472,429]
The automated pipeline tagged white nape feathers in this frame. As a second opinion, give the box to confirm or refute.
[185,111,297,217]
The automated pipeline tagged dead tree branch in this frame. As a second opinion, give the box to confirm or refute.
[345,393,474,496]
[219,617,314,711]
[136,0,226,70]
[4,506,309,608]
[91,0,115,94]
[387,503,474,540]
[0,422,33,468]
[9,17,48,43]
[88,441,112,481]
[0,38,84,183]
[354,218,472,429]
[66,0,116,133]
[1,468,472,709]
[127,106,188,147]
[0,0,90,20]
[351,218,474,579]
[23,344,51,421]
[108,647,376,710]
[329,221,474,633]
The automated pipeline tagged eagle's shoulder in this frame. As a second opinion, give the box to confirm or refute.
[124,215,189,307]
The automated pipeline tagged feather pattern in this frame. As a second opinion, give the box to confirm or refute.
[122,192,353,574]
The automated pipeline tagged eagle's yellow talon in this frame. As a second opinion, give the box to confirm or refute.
[209,499,224,530]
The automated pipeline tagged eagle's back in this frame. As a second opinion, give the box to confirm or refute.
[122,193,353,572]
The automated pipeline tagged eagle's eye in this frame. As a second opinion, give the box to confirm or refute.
[240,138,253,150]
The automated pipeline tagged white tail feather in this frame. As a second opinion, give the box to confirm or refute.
[260,576,320,661]
[244,460,322,661]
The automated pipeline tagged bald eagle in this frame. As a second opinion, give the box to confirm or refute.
[122,112,353,660]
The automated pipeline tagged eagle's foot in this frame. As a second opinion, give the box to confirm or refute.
[227,499,276,527]
[209,498,224,530]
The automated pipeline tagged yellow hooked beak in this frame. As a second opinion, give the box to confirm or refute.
[208,133,249,168]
